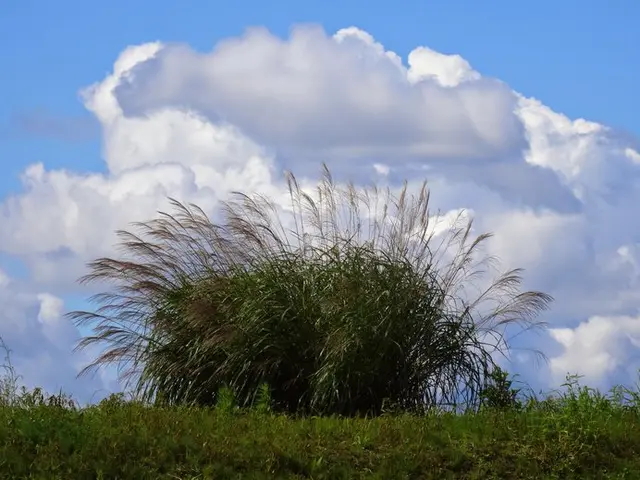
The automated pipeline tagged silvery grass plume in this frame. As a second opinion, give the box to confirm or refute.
[67,164,552,416]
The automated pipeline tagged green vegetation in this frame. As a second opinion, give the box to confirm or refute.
[67,165,551,416]
[1,165,639,478]
[1,358,640,479]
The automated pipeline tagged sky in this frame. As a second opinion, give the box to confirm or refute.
[1,0,640,406]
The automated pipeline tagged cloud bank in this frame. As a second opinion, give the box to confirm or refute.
[2,25,640,403]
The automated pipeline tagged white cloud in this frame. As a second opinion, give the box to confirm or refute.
[626,148,640,164]
[1,25,640,401]
[112,26,526,164]
[406,46,481,87]
[549,315,640,388]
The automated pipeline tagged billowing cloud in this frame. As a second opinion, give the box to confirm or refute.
[111,26,583,213]
[549,315,640,389]
[1,25,640,402]
[114,27,523,161]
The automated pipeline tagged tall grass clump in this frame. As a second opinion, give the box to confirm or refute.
[67,164,552,417]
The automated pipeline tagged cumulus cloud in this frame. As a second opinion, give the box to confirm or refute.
[1,25,640,400]
[549,315,640,389]
[111,26,583,213]
[113,26,525,162]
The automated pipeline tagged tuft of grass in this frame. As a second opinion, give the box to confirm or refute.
[66,164,552,417]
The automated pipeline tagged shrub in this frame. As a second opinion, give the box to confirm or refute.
[68,164,552,416]
[478,366,523,411]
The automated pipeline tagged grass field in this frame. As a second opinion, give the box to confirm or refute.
[2,361,640,479]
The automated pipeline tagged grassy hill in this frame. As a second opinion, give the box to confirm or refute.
[1,372,639,479]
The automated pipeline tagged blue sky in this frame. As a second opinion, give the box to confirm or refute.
[1,1,640,405]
